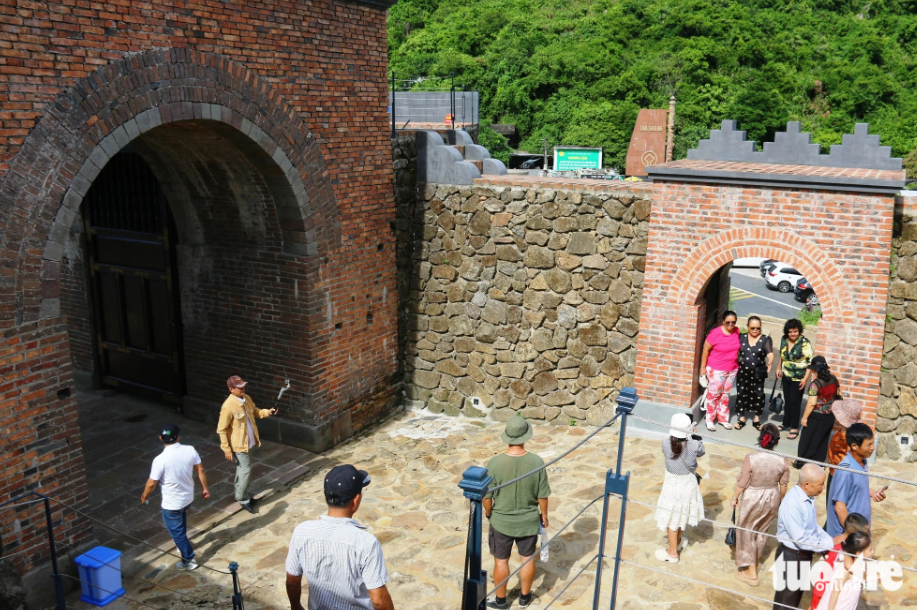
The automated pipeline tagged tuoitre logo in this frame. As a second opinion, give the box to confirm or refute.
[770,556,904,593]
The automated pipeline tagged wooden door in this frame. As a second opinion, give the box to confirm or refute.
[83,152,185,403]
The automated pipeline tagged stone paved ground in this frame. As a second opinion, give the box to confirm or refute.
[73,390,319,558]
[64,404,916,610]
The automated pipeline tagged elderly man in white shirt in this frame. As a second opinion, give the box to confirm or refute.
[772,463,845,609]
[286,465,394,610]
[140,423,210,571]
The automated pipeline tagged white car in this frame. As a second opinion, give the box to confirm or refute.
[765,263,804,293]
[731,257,769,268]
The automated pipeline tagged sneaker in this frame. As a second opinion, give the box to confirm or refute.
[654,549,679,564]
[519,592,533,607]
[486,597,508,609]
[720,422,733,430]
[240,501,255,514]
[175,559,199,571]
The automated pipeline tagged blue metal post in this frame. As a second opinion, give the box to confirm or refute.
[459,466,493,610]
[229,561,244,610]
[591,387,638,610]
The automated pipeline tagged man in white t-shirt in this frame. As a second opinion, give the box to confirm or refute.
[141,423,210,571]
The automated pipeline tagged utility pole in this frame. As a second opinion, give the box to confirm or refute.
[666,96,676,162]
[542,138,549,172]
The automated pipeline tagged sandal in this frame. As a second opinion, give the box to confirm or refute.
[787,430,799,440]
[752,419,762,430]
[776,425,787,431]
[735,419,747,430]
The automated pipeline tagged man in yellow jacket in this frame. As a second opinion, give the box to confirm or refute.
[217,375,276,513]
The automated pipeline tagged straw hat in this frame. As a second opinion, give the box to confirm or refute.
[832,399,864,429]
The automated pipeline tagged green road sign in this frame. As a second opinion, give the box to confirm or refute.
[554,146,603,171]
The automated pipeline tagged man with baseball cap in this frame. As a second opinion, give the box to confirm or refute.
[483,414,551,609]
[217,375,277,513]
[285,464,394,610]
[140,424,210,571]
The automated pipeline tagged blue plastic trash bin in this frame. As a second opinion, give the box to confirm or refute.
[74,546,125,606]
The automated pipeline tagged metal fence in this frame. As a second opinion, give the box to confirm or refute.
[389,73,479,136]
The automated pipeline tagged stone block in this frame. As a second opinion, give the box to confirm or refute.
[545,268,572,293]
[543,390,574,406]
[566,232,596,255]
[533,372,559,395]
[524,246,554,268]
[579,324,607,346]
[413,370,442,389]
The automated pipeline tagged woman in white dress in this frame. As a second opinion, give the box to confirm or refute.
[654,413,705,564]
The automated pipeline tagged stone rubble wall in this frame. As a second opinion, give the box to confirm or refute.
[878,197,917,461]
[400,179,649,424]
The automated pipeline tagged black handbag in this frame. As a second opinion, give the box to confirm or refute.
[725,507,737,546]
[768,376,784,414]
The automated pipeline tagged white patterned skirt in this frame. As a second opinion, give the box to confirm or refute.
[655,471,705,532]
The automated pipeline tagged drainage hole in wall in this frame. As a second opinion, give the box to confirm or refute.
[335,322,343,330]
[57,388,71,400]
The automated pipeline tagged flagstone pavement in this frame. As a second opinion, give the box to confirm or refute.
[64,395,917,610]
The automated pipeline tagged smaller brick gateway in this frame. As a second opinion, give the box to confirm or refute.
[636,121,906,426]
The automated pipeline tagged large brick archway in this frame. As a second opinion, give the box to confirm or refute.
[0,49,341,330]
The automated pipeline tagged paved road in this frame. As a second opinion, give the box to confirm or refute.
[728,267,807,320]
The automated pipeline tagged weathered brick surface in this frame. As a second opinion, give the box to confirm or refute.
[635,181,894,426]
[0,321,91,570]
[0,0,398,573]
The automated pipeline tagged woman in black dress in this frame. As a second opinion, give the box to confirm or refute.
[735,316,774,430]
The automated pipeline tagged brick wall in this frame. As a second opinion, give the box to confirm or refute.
[635,181,895,424]
[0,0,399,575]
[0,322,91,571]
[59,213,94,376]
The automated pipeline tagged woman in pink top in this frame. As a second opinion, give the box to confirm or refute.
[699,310,741,431]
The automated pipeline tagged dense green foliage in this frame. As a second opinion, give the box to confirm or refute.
[477,125,514,164]
[388,0,917,173]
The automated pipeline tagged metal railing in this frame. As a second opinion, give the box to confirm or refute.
[390,72,479,138]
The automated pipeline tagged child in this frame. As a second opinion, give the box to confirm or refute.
[810,513,868,609]
[815,531,872,610]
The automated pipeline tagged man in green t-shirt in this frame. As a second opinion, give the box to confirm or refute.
[483,414,551,609]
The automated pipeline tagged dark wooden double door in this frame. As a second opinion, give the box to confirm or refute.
[83,152,185,403]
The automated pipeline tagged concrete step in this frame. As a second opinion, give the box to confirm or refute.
[468,159,483,172]
[451,144,466,156]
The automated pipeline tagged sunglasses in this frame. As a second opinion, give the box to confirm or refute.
[749,326,762,331]
[724,321,737,325]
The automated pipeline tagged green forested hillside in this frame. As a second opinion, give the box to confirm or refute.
[387,0,917,173]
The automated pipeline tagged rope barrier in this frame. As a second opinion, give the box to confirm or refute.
[628,413,917,487]
[488,411,622,493]
[60,574,164,610]
[542,553,601,610]
[624,497,917,574]
[618,559,801,610]
[48,497,233,576]
[485,494,605,598]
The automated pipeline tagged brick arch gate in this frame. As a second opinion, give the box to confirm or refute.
[634,139,904,426]
[0,49,391,580]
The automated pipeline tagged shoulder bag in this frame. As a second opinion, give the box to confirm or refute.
[768,376,784,414]
[725,507,737,546]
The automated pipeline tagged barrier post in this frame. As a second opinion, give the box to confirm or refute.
[459,466,493,610]
[229,561,244,610]
[41,496,66,610]
[592,388,638,610]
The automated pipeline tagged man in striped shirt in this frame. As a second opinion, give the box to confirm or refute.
[285,465,395,610]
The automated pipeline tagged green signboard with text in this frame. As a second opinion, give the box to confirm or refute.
[553,146,603,171]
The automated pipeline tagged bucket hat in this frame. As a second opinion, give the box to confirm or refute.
[832,399,864,429]
[807,355,829,373]
[502,414,534,445]
[669,413,692,439]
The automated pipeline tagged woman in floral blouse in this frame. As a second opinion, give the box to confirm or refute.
[774,319,813,440]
